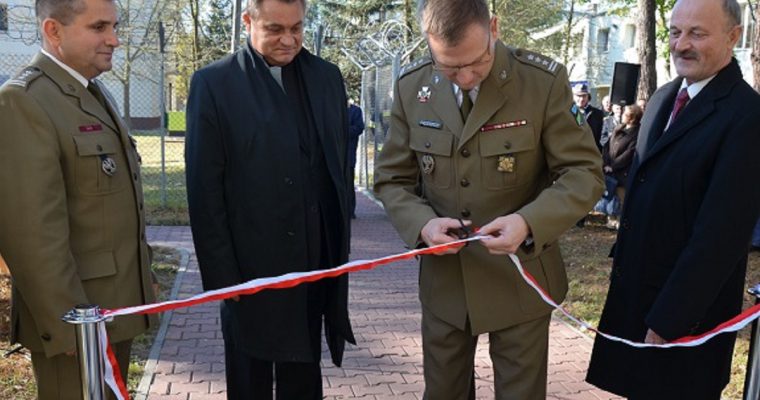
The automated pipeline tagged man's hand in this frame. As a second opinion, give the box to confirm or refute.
[644,328,667,344]
[65,349,76,357]
[478,214,530,255]
[420,218,472,255]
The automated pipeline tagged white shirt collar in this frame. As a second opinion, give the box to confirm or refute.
[680,74,716,100]
[41,49,90,89]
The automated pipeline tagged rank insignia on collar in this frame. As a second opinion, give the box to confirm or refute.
[497,155,515,173]
[570,104,585,126]
[417,86,432,103]
[422,154,436,174]
[101,156,117,176]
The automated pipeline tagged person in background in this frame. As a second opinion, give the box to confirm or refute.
[600,102,622,148]
[348,99,365,218]
[0,0,157,398]
[374,0,603,398]
[587,0,760,397]
[185,0,355,398]
[573,83,604,153]
[636,97,647,111]
[600,104,642,229]
[601,95,612,116]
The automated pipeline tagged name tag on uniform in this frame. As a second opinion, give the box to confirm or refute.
[480,120,528,132]
[79,124,103,133]
[419,120,443,130]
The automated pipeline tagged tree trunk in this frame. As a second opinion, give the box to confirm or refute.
[657,2,671,81]
[562,0,576,65]
[753,4,760,93]
[636,0,657,100]
[190,0,202,71]
[124,61,132,128]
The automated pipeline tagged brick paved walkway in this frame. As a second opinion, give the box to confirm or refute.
[141,192,620,400]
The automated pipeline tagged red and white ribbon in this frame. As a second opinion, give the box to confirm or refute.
[98,235,760,399]
[98,323,129,400]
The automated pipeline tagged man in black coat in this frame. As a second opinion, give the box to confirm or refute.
[185,0,354,398]
[573,83,604,152]
[586,0,760,398]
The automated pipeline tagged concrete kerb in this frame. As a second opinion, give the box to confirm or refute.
[133,246,192,400]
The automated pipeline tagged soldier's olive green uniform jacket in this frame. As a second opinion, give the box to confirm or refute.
[374,42,603,334]
[0,53,157,357]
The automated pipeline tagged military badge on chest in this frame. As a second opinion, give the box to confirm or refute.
[417,86,432,103]
[422,154,436,174]
[100,155,117,176]
[497,155,515,173]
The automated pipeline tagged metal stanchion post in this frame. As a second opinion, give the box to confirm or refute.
[62,304,107,400]
[744,284,760,400]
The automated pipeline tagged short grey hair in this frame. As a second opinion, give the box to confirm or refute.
[36,0,90,24]
[247,0,307,19]
[722,0,741,27]
[418,0,490,45]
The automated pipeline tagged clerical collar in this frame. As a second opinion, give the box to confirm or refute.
[40,48,90,88]
[249,44,294,90]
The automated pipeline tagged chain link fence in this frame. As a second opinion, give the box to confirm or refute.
[1,18,423,224]
[1,50,185,224]
[356,63,397,190]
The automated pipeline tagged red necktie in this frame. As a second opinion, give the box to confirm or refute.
[670,88,690,122]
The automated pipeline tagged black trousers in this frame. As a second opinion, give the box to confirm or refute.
[223,343,322,400]
[222,280,326,400]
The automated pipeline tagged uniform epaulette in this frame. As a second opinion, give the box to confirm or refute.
[4,67,43,89]
[513,49,561,75]
[398,58,432,80]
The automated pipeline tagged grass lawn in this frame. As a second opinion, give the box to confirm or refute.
[132,135,189,225]
[0,247,181,399]
[561,218,760,399]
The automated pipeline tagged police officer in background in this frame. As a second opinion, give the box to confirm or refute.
[373,0,603,398]
[0,0,157,398]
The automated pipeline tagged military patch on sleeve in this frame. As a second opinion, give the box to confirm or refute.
[570,104,585,126]
[4,67,42,89]
[399,58,432,80]
[513,48,561,75]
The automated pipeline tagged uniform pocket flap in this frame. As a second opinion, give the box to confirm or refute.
[74,252,117,281]
[409,128,454,156]
[479,126,535,157]
[72,134,118,156]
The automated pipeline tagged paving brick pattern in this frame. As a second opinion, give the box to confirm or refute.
[143,193,621,400]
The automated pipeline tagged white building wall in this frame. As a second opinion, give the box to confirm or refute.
[558,1,756,106]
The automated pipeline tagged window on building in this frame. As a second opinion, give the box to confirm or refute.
[0,3,8,32]
[624,25,636,48]
[597,28,610,52]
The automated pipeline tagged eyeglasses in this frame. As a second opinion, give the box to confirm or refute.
[430,33,493,76]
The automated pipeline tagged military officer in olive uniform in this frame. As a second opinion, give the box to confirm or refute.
[0,0,156,398]
[374,0,603,399]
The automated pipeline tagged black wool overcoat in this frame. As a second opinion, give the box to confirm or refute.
[185,45,355,365]
[587,59,760,398]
